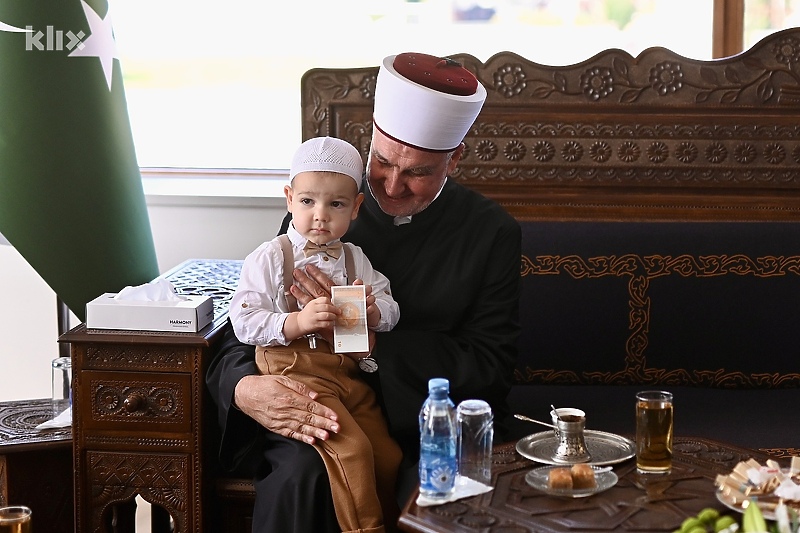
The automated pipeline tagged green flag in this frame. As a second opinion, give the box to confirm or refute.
[0,0,159,322]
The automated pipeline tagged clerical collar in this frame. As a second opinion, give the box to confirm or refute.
[374,178,448,226]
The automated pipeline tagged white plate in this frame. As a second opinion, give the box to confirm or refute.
[716,483,800,521]
[525,465,618,498]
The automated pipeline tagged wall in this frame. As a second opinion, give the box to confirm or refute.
[0,186,287,402]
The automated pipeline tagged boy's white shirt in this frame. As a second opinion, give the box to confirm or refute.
[230,224,400,346]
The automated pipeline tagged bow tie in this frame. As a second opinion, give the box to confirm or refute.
[302,240,343,259]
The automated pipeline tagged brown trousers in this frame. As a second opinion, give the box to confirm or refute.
[257,340,402,533]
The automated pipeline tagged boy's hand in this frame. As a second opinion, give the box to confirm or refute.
[296,296,338,334]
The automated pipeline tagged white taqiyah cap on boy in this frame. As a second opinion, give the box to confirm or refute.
[289,136,364,189]
[373,52,487,152]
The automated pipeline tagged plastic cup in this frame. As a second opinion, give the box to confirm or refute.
[456,399,493,485]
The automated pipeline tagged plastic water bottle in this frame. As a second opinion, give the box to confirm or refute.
[419,378,457,500]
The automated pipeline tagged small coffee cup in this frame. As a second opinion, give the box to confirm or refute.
[550,407,585,438]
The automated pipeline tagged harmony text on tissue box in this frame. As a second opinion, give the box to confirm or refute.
[86,293,214,332]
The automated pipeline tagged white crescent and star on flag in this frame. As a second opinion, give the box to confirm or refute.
[0,0,119,91]
[0,20,32,33]
[68,0,119,91]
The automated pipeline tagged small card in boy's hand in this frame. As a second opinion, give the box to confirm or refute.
[331,285,369,353]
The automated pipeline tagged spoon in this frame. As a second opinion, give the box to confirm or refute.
[514,413,557,429]
[551,404,563,421]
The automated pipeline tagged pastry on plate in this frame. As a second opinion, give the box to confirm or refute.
[548,467,573,489]
[571,463,597,489]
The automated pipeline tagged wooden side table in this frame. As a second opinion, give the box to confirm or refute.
[0,398,72,533]
[59,259,241,533]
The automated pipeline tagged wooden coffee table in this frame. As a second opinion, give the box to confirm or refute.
[399,436,786,533]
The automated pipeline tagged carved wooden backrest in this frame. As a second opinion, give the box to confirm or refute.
[302,27,800,221]
[301,31,800,391]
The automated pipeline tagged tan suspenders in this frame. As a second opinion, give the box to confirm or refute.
[277,234,356,312]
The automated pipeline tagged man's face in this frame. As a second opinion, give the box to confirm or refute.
[365,128,463,218]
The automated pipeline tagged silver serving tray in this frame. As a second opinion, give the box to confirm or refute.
[516,430,635,466]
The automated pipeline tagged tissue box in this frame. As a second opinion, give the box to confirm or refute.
[86,293,214,332]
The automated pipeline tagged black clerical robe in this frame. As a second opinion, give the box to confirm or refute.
[344,179,521,456]
[205,178,521,531]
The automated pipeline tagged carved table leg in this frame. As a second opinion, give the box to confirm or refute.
[0,455,7,507]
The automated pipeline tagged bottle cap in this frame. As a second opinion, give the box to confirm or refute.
[428,378,450,393]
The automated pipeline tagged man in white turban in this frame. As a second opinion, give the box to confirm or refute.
[208,52,521,533]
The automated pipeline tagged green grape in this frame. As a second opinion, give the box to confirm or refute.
[714,515,737,532]
[681,517,704,533]
[698,508,721,524]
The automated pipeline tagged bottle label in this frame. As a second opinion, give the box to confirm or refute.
[419,439,456,496]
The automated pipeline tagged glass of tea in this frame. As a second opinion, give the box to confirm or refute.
[0,506,31,533]
[635,391,673,474]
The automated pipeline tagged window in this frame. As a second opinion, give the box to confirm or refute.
[117,0,792,172]
[745,0,800,48]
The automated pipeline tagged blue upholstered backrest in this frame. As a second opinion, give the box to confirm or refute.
[515,222,800,390]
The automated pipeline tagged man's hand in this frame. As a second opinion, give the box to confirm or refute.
[234,374,339,445]
[291,266,376,311]
[290,264,336,305]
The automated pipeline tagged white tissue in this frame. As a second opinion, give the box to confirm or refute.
[114,279,186,302]
[415,475,493,507]
[35,406,71,430]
